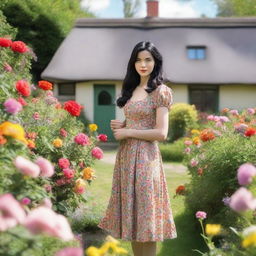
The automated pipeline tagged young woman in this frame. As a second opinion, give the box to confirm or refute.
[98,41,177,256]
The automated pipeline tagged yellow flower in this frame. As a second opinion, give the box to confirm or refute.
[0,121,27,144]
[114,247,128,254]
[242,232,256,248]
[27,139,36,149]
[89,123,98,132]
[82,167,94,180]
[192,136,200,145]
[191,129,200,134]
[206,224,221,236]
[52,138,63,148]
[86,246,101,256]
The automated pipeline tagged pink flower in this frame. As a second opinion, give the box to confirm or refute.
[46,91,53,96]
[41,198,52,208]
[229,187,256,212]
[213,116,220,122]
[60,128,68,137]
[97,134,108,142]
[58,158,70,169]
[55,247,83,256]
[3,63,12,72]
[33,112,40,120]
[63,168,75,179]
[207,115,215,121]
[195,211,207,219]
[230,109,239,116]
[43,184,52,192]
[184,147,191,154]
[247,108,255,115]
[4,98,22,114]
[91,147,103,159]
[74,133,89,146]
[35,157,54,177]
[184,140,192,146]
[14,156,40,177]
[20,197,31,205]
[0,194,26,231]
[215,121,222,127]
[25,207,74,241]
[190,158,198,167]
[237,163,256,186]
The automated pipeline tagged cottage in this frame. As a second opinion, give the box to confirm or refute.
[41,0,256,140]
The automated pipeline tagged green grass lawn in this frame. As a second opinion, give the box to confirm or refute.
[85,158,207,256]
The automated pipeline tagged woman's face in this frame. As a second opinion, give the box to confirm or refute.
[135,50,155,78]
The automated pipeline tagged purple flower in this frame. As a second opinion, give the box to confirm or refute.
[195,211,207,219]
[247,108,255,115]
[219,116,230,122]
[4,98,22,114]
[229,187,256,212]
[237,163,256,186]
[222,197,231,206]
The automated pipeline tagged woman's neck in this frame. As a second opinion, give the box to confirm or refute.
[138,76,149,88]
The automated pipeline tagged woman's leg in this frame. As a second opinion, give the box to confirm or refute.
[131,241,143,256]
[142,242,157,256]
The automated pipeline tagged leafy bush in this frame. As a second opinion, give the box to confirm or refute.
[169,103,198,142]
[159,138,185,162]
[183,109,256,228]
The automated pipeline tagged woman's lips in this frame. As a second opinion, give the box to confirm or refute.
[140,70,147,72]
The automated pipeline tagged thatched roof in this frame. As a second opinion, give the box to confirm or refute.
[41,17,256,84]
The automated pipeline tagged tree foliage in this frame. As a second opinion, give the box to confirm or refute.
[122,0,141,17]
[0,0,94,82]
[212,0,256,17]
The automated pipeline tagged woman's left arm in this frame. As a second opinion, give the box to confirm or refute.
[113,107,169,142]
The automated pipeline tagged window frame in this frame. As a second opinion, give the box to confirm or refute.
[58,82,76,96]
[186,46,207,60]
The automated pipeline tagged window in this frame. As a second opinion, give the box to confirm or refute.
[187,46,206,60]
[189,85,218,113]
[98,90,112,105]
[58,83,75,96]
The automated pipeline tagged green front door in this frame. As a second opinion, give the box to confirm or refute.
[94,84,116,141]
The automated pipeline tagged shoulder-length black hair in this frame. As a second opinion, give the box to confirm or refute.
[116,41,164,107]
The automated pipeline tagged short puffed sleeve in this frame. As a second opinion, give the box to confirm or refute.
[153,85,173,110]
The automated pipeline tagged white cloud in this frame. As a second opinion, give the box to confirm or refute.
[137,0,200,18]
[81,0,111,12]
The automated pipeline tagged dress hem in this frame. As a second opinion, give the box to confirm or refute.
[97,224,177,242]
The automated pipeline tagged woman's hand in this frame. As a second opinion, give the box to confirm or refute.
[113,128,132,141]
[110,120,125,130]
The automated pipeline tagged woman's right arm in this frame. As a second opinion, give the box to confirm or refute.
[110,119,126,130]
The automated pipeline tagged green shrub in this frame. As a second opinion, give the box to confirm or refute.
[184,127,256,228]
[169,103,198,142]
[159,138,185,162]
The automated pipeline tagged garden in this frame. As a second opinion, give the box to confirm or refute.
[1,7,256,256]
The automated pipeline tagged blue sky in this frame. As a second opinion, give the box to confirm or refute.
[81,0,218,18]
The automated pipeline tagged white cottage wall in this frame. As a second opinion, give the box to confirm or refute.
[170,84,188,104]
[76,82,94,122]
[220,85,256,110]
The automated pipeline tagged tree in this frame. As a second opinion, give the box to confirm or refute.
[122,0,141,17]
[212,0,256,17]
[0,0,94,82]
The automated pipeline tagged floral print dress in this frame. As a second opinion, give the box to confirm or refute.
[98,84,177,242]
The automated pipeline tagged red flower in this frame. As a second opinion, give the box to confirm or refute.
[38,80,53,90]
[17,97,27,106]
[97,134,108,142]
[63,168,75,179]
[58,158,70,169]
[11,41,28,53]
[245,127,256,137]
[15,80,31,97]
[0,38,12,47]
[197,168,204,176]
[175,185,186,195]
[63,101,82,116]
